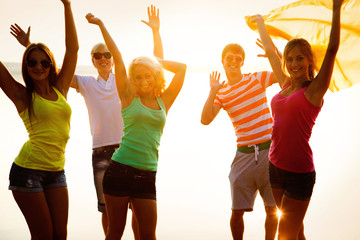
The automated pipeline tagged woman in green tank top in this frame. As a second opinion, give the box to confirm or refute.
[85,10,187,240]
[0,0,78,239]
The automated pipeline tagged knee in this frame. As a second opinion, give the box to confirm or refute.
[53,228,67,240]
[231,210,245,222]
[265,206,278,218]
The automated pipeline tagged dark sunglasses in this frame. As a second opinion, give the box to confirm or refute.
[93,52,112,60]
[26,59,52,68]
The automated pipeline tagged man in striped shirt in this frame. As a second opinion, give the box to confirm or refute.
[201,43,278,240]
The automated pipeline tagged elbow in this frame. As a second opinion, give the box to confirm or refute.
[179,63,187,73]
[200,116,212,125]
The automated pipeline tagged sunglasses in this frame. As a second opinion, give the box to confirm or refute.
[26,59,52,68]
[93,52,112,60]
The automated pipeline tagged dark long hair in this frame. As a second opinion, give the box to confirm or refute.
[21,43,58,122]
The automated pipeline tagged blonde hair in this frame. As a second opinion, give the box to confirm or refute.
[91,43,108,56]
[128,57,165,97]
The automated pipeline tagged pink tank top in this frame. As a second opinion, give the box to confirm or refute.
[269,87,321,173]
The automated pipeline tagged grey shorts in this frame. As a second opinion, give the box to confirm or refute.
[229,149,276,211]
[92,144,118,212]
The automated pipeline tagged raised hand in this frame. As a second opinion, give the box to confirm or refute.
[256,38,267,58]
[10,24,31,47]
[210,71,225,91]
[141,5,160,31]
[86,13,102,26]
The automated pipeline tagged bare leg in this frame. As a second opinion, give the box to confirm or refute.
[12,187,69,240]
[230,209,245,240]
[131,210,140,240]
[265,206,278,240]
[44,187,69,240]
[131,198,157,240]
[298,223,306,240]
[278,196,310,240]
[104,194,130,240]
[102,211,108,235]
[13,191,53,239]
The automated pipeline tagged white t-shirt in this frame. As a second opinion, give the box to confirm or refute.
[76,73,123,148]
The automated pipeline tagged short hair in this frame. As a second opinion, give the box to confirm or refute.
[283,38,315,79]
[91,43,108,56]
[222,43,245,62]
[128,57,165,97]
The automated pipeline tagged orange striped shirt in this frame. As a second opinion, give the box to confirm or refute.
[215,71,274,146]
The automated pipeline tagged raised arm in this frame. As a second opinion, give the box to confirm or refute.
[307,0,343,106]
[159,60,186,113]
[201,71,223,125]
[10,24,31,48]
[85,13,129,103]
[0,62,27,113]
[141,5,163,59]
[252,15,288,88]
[55,0,79,97]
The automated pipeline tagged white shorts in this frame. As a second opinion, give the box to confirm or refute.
[229,149,276,211]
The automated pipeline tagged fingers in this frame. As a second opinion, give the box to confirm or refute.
[148,5,159,18]
[210,71,221,81]
[85,13,96,23]
[10,24,23,35]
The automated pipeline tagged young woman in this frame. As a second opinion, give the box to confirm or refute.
[0,0,78,239]
[252,0,343,239]
[84,10,186,240]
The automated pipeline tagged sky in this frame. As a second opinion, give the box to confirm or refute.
[1,0,360,239]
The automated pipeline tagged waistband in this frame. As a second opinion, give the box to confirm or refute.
[237,140,271,154]
[93,144,119,152]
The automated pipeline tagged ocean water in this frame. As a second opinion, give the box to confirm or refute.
[1,62,360,239]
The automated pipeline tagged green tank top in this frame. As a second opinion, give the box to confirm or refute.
[112,96,166,171]
[14,87,72,171]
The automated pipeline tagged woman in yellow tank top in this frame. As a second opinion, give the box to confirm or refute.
[0,0,78,239]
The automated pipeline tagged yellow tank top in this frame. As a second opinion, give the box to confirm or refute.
[14,87,72,171]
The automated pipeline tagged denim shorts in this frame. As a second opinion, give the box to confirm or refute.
[103,160,157,200]
[269,162,316,201]
[92,144,118,212]
[9,163,67,193]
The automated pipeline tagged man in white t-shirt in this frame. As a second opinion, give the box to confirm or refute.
[71,43,124,234]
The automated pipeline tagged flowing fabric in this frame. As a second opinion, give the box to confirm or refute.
[245,0,360,92]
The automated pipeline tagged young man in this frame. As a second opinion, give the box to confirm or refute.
[10,5,163,238]
[201,43,284,240]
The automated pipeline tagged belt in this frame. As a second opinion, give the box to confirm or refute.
[237,140,271,164]
[93,144,119,153]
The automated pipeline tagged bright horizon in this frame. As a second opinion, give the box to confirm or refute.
[1,0,360,239]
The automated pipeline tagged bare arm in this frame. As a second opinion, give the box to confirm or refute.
[306,0,343,106]
[201,71,223,125]
[10,24,31,48]
[141,5,163,59]
[55,0,79,97]
[252,15,288,88]
[0,62,27,113]
[85,13,129,105]
[159,60,186,113]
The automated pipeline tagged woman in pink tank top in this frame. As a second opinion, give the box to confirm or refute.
[250,0,344,239]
